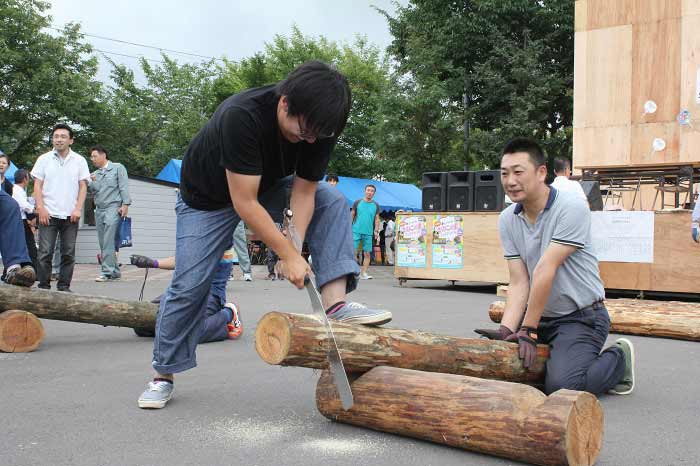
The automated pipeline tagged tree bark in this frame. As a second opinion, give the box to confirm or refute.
[316,367,603,466]
[488,299,700,342]
[255,311,549,384]
[0,310,45,353]
[0,286,157,329]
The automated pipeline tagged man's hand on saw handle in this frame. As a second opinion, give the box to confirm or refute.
[278,251,311,289]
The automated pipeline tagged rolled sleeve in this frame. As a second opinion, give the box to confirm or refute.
[498,212,521,260]
[551,199,589,249]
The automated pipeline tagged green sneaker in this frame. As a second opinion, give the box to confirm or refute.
[609,338,635,395]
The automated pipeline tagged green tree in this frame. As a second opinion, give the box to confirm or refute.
[377,0,575,177]
[0,0,104,168]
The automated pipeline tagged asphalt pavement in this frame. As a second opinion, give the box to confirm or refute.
[2,264,699,466]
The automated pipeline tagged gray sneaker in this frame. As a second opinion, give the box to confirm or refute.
[327,302,392,326]
[609,338,635,395]
[138,380,174,409]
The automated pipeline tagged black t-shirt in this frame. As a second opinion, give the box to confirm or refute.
[180,84,336,210]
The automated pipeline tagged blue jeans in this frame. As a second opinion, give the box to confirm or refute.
[152,176,360,374]
[538,304,625,395]
[0,189,31,270]
[199,260,233,343]
[232,221,251,274]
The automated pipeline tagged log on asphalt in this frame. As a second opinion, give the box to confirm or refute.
[0,285,157,329]
[488,299,700,342]
[316,366,604,466]
[255,311,549,384]
[0,310,45,352]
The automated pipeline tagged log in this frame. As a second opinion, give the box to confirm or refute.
[255,311,549,384]
[488,299,700,342]
[317,367,603,466]
[0,286,157,329]
[0,310,45,352]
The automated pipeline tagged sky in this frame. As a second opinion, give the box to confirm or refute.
[48,0,406,84]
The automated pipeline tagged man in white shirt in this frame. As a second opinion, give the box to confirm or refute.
[31,124,91,292]
[12,169,38,269]
[550,157,587,203]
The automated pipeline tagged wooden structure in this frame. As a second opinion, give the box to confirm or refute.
[573,0,700,169]
[394,210,700,295]
[489,299,700,342]
[255,311,548,384]
[0,310,45,353]
[0,286,157,329]
[317,367,604,466]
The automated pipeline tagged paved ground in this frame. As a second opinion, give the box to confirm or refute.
[2,264,699,466]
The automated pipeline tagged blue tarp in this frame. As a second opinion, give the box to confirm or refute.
[154,159,422,212]
[155,159,182,183]
[332,176,421,212]
[5,161,19,183]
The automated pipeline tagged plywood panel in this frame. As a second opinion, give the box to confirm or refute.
[683,0,700,15]
[649,211,700,292]
[585,0,634,30]
[631,19,682,124]
[575,0,588,32]
[585,26,633,127]
[630,122,680,164]
[633,0,682,23]
[573,126,631,168]
[573,31,588,127]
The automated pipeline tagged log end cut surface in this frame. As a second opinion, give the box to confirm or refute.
[0,310,45,353]
[564,390,604,466]
[255,312,293,365]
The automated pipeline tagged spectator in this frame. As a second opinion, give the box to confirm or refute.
[130,252,242,341]
[229,221,252,281]
[384,213,396,266]
[0,189,36,287]
[550,156,587,203]
[11,169,38,269]
[31,123,91,292]
[88,145,131,282]
[351,184,381,279]
[691,193,700,243]
[0,151,12,194]
[325,173,339,186]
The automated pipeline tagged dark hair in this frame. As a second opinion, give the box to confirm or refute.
[553,156,571,174]
[365,184,376,191]
[90,145,109,157]
[276,60,352,139]
[501,138,546,168]
[0,153,8,163]
[52,123,74,139]
[325,173,339,183]
[14,169,30,184]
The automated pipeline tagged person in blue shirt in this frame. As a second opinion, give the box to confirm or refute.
[352,184,380,279]
[691,194,700,243]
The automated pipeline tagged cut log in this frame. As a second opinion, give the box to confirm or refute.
[317,367,603,466]
[255,311,549,384]
[488,299,700,341]
[0,286,157,329]
[0,310,45,352]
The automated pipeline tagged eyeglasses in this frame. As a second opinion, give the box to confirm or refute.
[299,121,335,141]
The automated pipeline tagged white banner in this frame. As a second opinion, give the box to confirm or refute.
[591,211,654,263]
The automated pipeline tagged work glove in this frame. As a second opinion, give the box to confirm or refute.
[474,325,513,340]
[505,326,538,370]
[692,222,699,243]
[130,254,158,268]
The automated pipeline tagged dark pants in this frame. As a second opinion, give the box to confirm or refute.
[23,220,38,270]
[37,218,79,290]
[538,303,625,395]
[0,189,31,271]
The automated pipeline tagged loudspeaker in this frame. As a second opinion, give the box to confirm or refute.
[474,170,505,212]
[580,180,604,211]
[447,171,474,211]
[422,172,447,211]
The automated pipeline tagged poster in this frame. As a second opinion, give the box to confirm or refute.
[396,215,427,267]
[432,215,464,269]
[590,211,654,263]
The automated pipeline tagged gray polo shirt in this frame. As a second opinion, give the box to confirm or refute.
[498,187,605,318]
